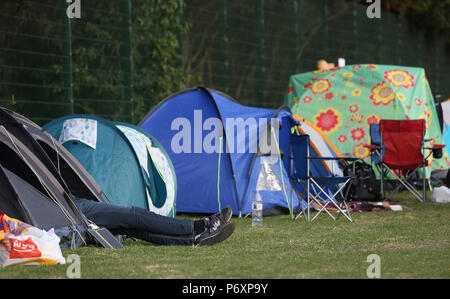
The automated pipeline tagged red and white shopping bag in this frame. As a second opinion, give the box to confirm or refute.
[0,212,66,267]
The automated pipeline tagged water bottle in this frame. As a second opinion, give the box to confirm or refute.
[252,191,263,227]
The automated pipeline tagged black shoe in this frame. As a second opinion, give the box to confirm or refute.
[204,206,233,226]
[220,206,233,223]
[194,206,234,246]
[194,221,235,247]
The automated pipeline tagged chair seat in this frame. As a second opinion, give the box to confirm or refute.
[383,161,424,170]
[310,175,355,185]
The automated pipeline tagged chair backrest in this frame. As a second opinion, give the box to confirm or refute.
[369,124,382,165]
[379,119,425,170]
[291,134,309,180]
[369,124,381,146]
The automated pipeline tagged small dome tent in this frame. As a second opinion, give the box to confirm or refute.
[0,107,107,203]
[43,115,177,217]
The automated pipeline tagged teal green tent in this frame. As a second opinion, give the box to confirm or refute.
[43,115,177,217]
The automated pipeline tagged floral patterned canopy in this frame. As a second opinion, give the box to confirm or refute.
[285,64,449,172]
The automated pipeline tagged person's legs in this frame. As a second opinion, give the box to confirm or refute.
[116,228,194,246]
[74,198,195,245]
[74,198,235,246]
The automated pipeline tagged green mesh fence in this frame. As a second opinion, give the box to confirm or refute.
[0,1,133,124]
[0,0,184,125]
[183,0,450,108]
[0,0,449,125]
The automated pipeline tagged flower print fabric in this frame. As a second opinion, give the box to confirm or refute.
[59,118,98,149]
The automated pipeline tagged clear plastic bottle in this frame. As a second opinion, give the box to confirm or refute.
[252,191,263,227]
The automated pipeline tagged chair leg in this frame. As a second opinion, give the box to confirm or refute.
[309,182,338,221]
[290,179,294,220]
[309,196,336,222]
[341,200,353,222]
[309,179,352,222]
[307,178,311,222]
[380,163,385,200]
[293,176,354,222]
[293,180,311,221]
[384,167,424,202]
[296,181,337,222]
[295,197,309,221]
[422,163,426,203]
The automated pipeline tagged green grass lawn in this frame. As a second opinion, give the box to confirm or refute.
[1,192,449,279]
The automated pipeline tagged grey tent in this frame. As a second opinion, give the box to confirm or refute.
[0,107,107,203]
[0,107,107,249]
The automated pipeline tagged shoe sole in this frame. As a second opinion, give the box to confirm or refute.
[196,221,235,247]
[222,206,233,223]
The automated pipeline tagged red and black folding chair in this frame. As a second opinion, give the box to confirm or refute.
[376,119,444,202]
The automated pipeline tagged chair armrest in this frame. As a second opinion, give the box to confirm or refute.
[307,156,360,176]
[424,144,445,150]
[431,144,445,149]
[424,144,445,159]
[364,144,380,151]
[340,157,360,162]
[423,139,439,158]
[307,157,360,162]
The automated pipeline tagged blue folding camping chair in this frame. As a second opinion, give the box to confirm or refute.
[290,134,357,222]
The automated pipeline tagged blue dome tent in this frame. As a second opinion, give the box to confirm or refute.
[139,87,343,216]
[43,115,177,217]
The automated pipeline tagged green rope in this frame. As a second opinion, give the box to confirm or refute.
[271,127,291,214]
[217,136,223,212]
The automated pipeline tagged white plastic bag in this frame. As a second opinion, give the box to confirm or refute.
[430,186,450,203]
[0,213,66,267]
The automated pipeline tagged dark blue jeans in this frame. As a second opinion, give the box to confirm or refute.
[74,198,195,246]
